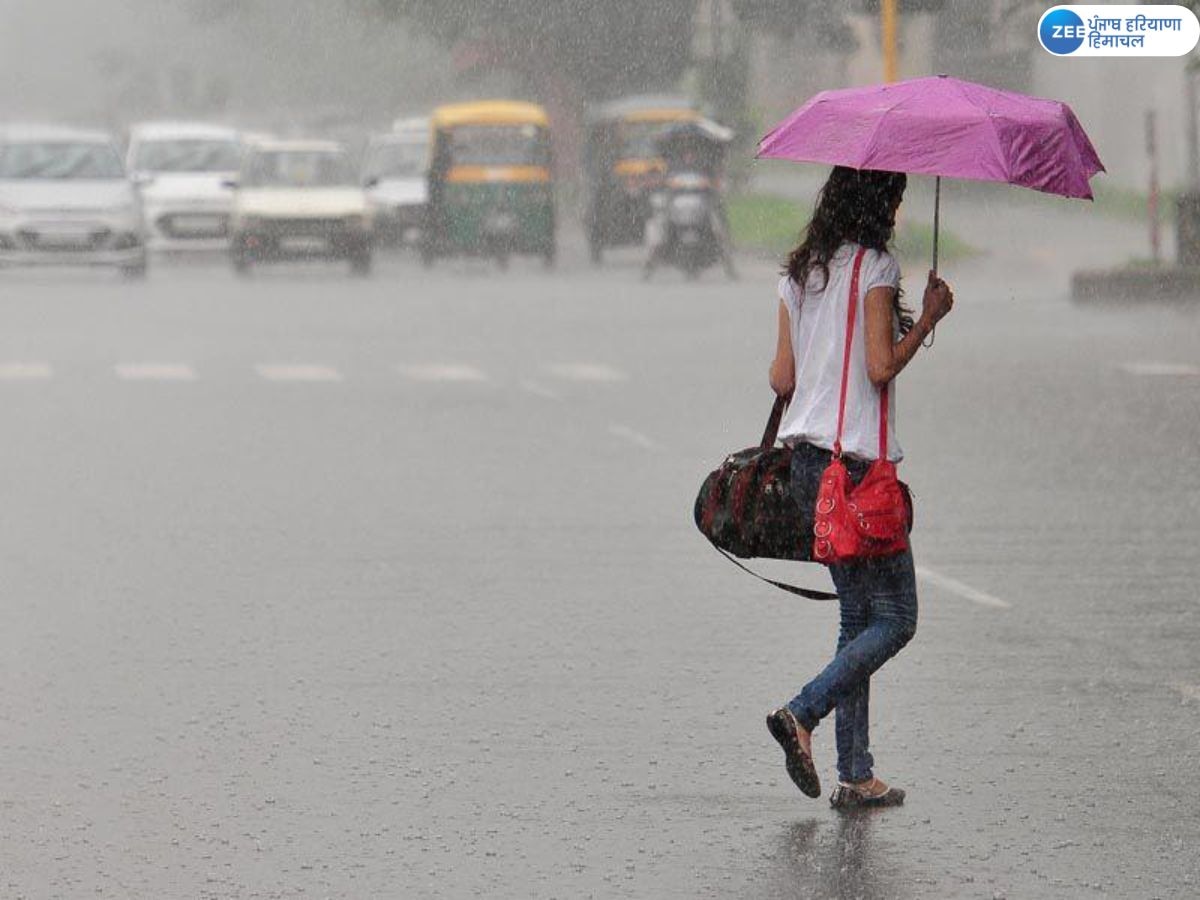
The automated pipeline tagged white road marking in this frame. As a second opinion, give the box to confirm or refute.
[544,363,628,383]
[115,363,196,381]
[608,423,664,452]
[916,565,1011,609]
[255,364,342,382]
[398,363,489,383]
[1119,361,1200,377]
[0,362,53,380]
[1173,683,1200,705]
[518,379,562,399]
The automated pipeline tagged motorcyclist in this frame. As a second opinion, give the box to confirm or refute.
[643,125,736,280]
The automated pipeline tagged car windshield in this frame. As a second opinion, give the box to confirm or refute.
[245,150,355,187]
[0,141,124,179]
[364,141,427,180]
[447,125,548,167]
[133,138,241,173]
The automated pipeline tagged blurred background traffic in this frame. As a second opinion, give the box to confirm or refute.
[2,0,1197,283]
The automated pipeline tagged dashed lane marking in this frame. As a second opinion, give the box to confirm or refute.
[397,364,489,383]
[255,364,343,382]
[916,565,1011,609]
[608,423,665,452]
[544,363,628,383]
[115,363,196,381]
[1173,683,1200,705]
[0,363,53,380]
[1119,361,1200,377]
[518,379,562,399]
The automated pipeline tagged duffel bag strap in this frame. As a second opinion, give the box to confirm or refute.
[712,546,838,601]
[761,393,788,448]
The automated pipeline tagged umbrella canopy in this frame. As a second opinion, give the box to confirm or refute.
[757,75,1104,200]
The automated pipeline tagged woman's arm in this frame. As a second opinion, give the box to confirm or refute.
[864,270,954,389]
[769,301,795,398]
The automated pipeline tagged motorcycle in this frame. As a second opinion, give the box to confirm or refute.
[642,118,737,281]
[644,171,736,281]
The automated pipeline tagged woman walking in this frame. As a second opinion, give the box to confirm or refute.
[765,166,954,809]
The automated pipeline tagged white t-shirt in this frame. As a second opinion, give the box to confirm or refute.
[777,242,903,462]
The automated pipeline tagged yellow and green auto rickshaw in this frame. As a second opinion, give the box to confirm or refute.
[583,96,699,265]
[422,100,555,269]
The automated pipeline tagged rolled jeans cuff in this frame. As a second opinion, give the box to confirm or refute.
[786,699,819,733]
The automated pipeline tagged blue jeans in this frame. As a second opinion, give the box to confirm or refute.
[786,443,919,784]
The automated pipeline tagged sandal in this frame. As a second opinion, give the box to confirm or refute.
[829,777,906,810]
[766,707,821,798]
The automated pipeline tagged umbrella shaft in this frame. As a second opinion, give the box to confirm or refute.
[932,176,940,275]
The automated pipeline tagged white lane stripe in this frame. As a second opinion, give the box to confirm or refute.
[518,379,562,399]
[608,423,664,452]
[255,364,342,382]
[1119,361,1200,377]
[1173,683,1200,705]
[0,363,53,380]
[398,363,489,383]
[115,363,196,381]
[916,565,1011,609]
[544,363,628,383]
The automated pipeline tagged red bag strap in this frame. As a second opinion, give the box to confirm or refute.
[833,247,868,457]
[878,382,889,461]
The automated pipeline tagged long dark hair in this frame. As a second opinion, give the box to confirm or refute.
[785,166,913,334]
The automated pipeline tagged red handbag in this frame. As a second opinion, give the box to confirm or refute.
[812,247,912,565]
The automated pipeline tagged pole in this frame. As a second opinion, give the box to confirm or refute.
[1147,109,1161,265]
[1186,67,1200,191]
[882,0,899,83]
[710,0,721,114]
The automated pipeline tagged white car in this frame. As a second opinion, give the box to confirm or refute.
[127,121,242,252]
[365,118,429,244]
[0,125,147,277]
[229,140,373,275]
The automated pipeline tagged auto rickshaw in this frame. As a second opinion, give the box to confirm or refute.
[583,96,699,265]
[422,100,555,269]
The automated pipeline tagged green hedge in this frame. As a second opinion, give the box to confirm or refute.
[729,193,981,264]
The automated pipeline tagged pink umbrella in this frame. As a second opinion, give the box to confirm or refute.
[757,74,1105,271]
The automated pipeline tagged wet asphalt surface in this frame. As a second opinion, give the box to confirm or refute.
[0,225,1198,898]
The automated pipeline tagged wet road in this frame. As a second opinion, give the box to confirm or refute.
[0,242,1197,899]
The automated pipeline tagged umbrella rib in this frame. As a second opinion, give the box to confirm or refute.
[945,78,1014,183]
[982,113,1014,183]
[857,100,904,171]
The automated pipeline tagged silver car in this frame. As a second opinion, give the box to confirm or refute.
[0,125,147,277]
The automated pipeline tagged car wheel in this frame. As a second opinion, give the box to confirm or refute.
[350,252,373,277]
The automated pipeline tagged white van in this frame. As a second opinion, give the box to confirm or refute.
[363,118,430,245]
[127,122,242,252]
[229,139,373,275]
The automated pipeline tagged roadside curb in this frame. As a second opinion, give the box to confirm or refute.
[1071,266,1200,304]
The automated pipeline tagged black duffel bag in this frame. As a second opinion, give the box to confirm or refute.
[694,395,836,600]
